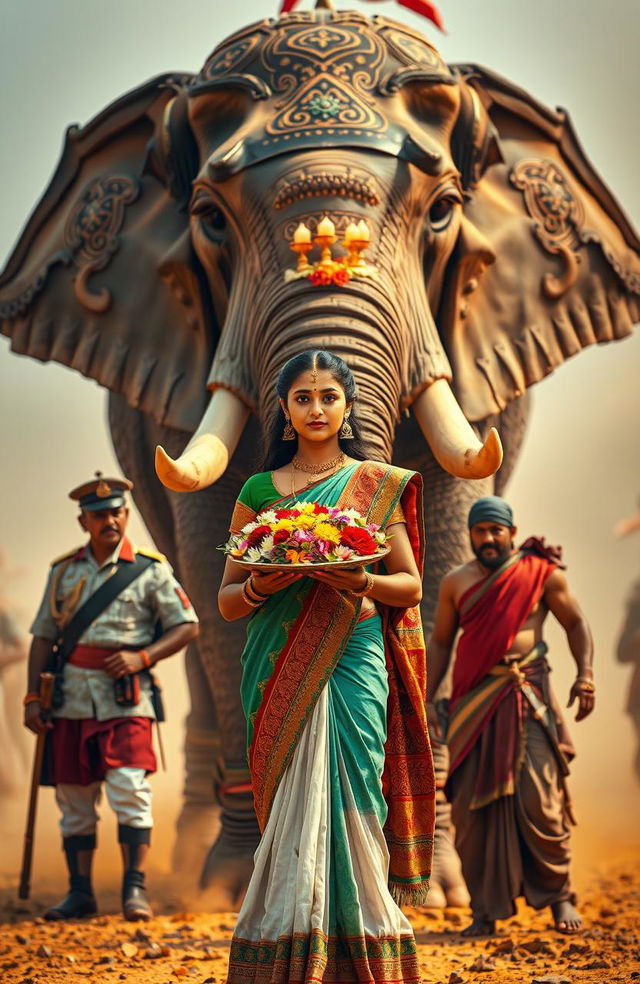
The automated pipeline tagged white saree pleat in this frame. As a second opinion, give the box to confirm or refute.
[233,684,412,949]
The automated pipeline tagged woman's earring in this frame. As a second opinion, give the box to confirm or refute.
[282,415,296,441]
[339,412,354,440]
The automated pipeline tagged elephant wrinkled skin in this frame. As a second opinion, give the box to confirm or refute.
[1,8,638,908]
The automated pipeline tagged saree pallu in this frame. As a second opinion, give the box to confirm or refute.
[227,462,434,984]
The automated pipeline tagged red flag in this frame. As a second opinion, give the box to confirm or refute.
[278,0,445,32]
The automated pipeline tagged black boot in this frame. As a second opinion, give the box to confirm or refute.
[44,834,98,921]
[119,825,152,921]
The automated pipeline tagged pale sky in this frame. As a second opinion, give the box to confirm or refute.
[1,0,639,875]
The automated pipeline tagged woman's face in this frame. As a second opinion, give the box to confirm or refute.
[281,368,349,444]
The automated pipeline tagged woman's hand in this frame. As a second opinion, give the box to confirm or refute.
[307,565,367,593]
[249,570,303,596]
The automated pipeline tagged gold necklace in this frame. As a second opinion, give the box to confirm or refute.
[291,451,345,474]
[290,451,346,497]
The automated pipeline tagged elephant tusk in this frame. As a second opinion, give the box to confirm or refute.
[412,379,503,479]
[155,388,250,492]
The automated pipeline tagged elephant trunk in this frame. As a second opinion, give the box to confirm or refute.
[155,234,502,491]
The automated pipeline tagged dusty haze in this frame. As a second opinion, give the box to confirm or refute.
[0,0,638,898]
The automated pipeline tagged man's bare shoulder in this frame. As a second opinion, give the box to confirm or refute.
[442,561,482,602]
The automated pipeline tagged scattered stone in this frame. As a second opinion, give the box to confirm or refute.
[467,954,495,972]
[531,976,572,984]
[563,941,590,957]
[448,973,465,984]
[145,943,163,959]
[521,938,556,956]
[582,959,611,970]
[492,937,516,954]
[15,934,30,945]
[173,968,189,978]
[65,954,76,963]
[35,945,52,958]
[96,955,115,964]
[599,907,615,918]
[133,927,152,943]
[121,942,138,958]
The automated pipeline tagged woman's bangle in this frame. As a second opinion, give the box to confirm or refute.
[242,580,265,609]
[138,649,152,669]
[23,692,41,707]
[352,572,375,598]
[246,576,268,601]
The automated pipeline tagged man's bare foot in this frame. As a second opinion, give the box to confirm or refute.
[461,917,495,937]
[551,900,583,934]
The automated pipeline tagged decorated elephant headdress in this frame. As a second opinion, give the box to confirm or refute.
[1,7,638,484]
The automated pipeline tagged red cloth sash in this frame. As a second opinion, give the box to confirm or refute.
[451,551,556,704]
[446,549,557,799]
[68,645,117,669]
[48,717,156,785]
[249,462,435,904]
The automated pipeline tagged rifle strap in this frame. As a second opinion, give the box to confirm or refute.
[52,555,155,664]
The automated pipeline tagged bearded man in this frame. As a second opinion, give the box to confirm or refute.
[427,496,595,936]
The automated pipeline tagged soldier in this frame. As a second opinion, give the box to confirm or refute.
[23,473,199,921]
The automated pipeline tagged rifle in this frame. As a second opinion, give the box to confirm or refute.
[19,672,54,900]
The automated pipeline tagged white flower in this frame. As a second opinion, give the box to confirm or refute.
[241,521,260,534]
[259,535,275,558]
[342,508,362,521]
[245,547,263,564]
[257,510,277,524]
[374,531,387,545]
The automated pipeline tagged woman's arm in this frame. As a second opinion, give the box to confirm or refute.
[218,557,302,621]
[310,522,422,608]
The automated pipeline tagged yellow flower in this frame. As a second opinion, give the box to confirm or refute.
[312,512,330,524]
[274,519,295,532]
[299,502,315,515]
[313,522,341,544]
[296,515,316,530]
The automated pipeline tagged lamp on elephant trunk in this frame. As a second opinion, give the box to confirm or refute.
[343,220,370,271]
[290,223,313,273]
[314,216,338,272]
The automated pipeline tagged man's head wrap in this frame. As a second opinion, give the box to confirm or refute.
[468,495,514,530]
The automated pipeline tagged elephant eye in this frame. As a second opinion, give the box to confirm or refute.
[190,195,226,231]
[429,196,457,232]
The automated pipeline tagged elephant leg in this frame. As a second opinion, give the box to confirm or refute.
[394,403,531,906]
[395,415,493,906]
[109,395,260,908]
[171,640,222,879]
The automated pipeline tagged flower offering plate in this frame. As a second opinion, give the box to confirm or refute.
[232,546,390,572]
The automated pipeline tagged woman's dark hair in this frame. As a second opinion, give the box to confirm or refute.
[260,350,372,470]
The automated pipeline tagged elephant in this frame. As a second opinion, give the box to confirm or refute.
[1,3,639,909]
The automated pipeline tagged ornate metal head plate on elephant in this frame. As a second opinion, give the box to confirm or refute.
[1,3,638,907]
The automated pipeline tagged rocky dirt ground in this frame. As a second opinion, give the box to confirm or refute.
[0,854,638,984]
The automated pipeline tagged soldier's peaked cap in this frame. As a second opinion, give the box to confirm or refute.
[69,471,133,512]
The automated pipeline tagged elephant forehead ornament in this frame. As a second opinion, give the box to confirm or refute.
[1,5,638,496]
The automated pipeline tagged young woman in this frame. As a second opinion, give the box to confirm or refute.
[219,350,434,984]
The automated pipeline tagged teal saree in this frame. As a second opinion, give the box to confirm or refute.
[226,461,434,984]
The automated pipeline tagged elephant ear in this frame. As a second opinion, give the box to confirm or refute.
[441,64,640,422]
[0,73,218,432]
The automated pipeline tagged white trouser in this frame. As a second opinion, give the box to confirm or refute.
[55,767,153,838]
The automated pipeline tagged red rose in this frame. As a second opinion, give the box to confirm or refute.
[246,524,272,547]
[340,526,377,555]
[309,269,331,286]
[313,503,328,514]
[273,529,290,545]
[275,508,300,519]
[332,267,352,286]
